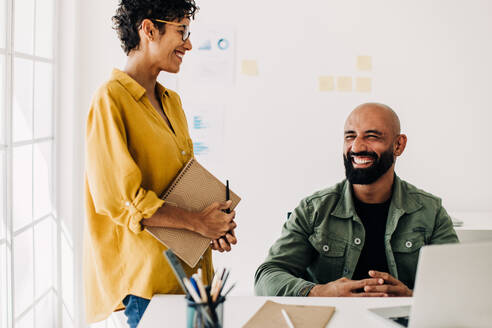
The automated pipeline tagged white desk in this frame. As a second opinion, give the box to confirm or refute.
[139,295,412,327]
[452,212,492,243]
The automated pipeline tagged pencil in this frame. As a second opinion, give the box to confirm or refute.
[212,279,222,302]
[281,309,295,328]
[211,270,219,293]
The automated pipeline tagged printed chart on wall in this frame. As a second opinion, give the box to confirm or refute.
[186,105,226,174]
[180,26,235,86]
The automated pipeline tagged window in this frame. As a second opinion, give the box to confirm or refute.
[1,0,57,327]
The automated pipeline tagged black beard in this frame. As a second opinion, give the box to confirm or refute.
[343,148,395,185]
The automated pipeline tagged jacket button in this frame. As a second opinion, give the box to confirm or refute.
[322,245,330,252]
[354,238,361,245]
[405,241,413,248]
[343,268,349,274]
[125,201,131,207]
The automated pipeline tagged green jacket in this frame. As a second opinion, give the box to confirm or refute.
[254,175,459,296]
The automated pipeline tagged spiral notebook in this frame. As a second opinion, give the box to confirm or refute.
[146,158,241,268]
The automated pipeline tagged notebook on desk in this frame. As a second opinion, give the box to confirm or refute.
[146,158,241,268]
[242,300,335,328]
[368,242,492,328]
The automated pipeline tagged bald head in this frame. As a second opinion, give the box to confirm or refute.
[346,103,401,137]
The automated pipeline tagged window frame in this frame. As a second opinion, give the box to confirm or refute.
[1,0,59,327]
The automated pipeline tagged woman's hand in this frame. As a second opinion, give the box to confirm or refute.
[141,200,238,247]
[191,200,236,239]
[211,229,237,252]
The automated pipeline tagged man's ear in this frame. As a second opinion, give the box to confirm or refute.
[394,134,407,157]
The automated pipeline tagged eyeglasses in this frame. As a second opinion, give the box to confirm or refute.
[151,19,190,41]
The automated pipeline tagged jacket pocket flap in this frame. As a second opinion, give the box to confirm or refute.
[309,235,347,257]
[392,233,425,253]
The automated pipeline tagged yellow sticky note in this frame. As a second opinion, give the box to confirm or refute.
[318,76,334,91]
[241,60,259,76]
[336,76,352,92]
[357,56,372,71]
[356,77,372,92]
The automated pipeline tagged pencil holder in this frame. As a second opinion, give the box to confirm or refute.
[186,296,225,328]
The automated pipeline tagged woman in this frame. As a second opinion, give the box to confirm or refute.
[84,0,237,326]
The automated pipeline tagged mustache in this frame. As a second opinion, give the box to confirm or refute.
[346,151,378,160]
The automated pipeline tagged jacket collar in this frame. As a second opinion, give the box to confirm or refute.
[331,174,422,219]
[390,175,422,214]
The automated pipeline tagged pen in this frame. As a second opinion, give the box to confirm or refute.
[225,180,230,214]
[224,182,233,241]
[222,282,236,298]
[217,270,230,296]
[189,276,201,298]
[193,273,207,302]
[281,309,295,328]
[183,278,201,303]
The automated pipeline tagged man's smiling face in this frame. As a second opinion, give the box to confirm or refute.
[343,104,402,185]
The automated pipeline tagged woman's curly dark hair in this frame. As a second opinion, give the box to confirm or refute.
[112,0,199,55]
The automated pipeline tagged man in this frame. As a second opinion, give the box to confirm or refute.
[254,103,458,297]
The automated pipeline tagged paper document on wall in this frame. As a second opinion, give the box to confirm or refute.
[180,25,235,86]
[186,105,225,173]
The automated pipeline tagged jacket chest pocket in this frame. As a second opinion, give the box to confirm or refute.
[391,231,426,289]
[309,235,347,284]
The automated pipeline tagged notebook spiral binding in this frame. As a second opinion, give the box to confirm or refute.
[161,158,196,199]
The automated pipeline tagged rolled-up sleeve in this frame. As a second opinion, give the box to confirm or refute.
[85,89,164,234]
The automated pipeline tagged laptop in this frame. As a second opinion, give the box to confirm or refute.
[368,242,492,328]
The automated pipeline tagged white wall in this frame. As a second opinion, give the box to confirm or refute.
[178,0,492,294]
[57,0,124,326]
[64,0,492,324]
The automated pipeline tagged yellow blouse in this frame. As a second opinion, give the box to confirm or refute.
[84,69,213,323]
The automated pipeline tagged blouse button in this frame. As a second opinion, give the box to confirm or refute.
[181,150,186,155]
[354,237,362,245]
[405,241,413,248]
[322,245,330,252]
[125,201,131,207]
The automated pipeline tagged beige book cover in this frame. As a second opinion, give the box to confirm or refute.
[146,158,241,268]
[242,301,335,328]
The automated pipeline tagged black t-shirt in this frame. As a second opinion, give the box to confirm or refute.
[351,196,391,280]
